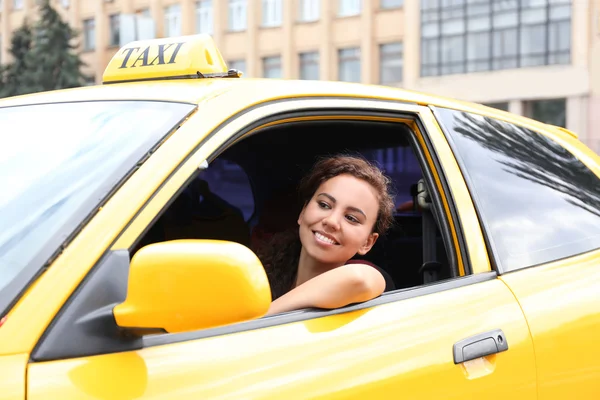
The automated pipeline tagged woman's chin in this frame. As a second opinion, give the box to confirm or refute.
[305,247,350,266]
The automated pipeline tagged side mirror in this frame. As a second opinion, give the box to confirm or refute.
[113,240,271,335]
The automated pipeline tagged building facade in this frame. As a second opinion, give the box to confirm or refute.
[1,0,599,151]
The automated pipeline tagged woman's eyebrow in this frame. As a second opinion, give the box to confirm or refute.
[347,206,367,218]
[317,193,336,203]
[317,193,367,218]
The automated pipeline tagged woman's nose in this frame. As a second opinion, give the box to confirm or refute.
[322,213,341,231]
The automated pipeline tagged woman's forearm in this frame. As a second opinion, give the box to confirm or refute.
[266,264,385,316]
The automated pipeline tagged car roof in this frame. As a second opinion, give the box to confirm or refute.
[0,77,572,139]
[0,77,491,110]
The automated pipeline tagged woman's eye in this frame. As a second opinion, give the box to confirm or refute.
[318,201,331,209]
[346,215,360,224]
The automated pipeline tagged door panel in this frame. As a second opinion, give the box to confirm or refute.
[0,354,27,400]
[28,278,536,399]
[501,250,600,399]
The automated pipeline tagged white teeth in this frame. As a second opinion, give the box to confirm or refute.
[315,232,337,245]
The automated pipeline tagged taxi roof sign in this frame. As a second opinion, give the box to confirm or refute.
[103,34,237,84]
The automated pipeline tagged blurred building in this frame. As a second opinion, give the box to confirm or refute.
[1,0,599,151]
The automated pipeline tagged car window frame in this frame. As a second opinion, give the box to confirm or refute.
[134,105,465,279]
[117,99,476,340]
[33,98,489,361]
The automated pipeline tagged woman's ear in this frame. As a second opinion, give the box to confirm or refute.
[357,232,379,255]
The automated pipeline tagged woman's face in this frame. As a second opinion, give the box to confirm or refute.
[297,174,380,266]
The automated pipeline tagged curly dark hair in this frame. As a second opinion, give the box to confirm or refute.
[258,155,396,300]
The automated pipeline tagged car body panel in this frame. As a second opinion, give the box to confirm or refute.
[0,354,27,400]
[0,77,579,143]
[501,248,600,399]
[28,278,536,399]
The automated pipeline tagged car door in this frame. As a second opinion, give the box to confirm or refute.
[27,98,537,399]
[434,106,600,399]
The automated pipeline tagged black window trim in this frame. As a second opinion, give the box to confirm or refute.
[411,114,471,277]
[33,98,476,360]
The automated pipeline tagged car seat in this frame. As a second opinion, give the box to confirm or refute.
[161,178,251,247]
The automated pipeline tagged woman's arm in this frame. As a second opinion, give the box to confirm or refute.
[266,263,386,316]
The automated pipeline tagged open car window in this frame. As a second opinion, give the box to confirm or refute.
[136,118,457,293]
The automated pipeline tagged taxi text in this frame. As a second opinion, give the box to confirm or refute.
[118,42,185,69]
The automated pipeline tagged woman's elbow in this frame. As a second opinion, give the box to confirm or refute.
[343,264,386,302]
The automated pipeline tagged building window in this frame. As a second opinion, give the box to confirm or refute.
[262,56,282,78]
[109,14,120,47]
[548,2,571,65]
[83,18,95,51]
[381,0,403,9]
[338,47,361,82]
[13,0,22,10]
[137,8,151,18]
[262,0,282,27]
[229,0,247,31]
[165,4,182,37]
[379,42,403,84]
[299,0,319,22]
[420,0,571,77]
[299,51,319,80]
[134,9,156,41]
[492,1,518,71]
[228,59,246,76]
[338,0,361,17]
[527,98,566,128]
[196,0,213,34]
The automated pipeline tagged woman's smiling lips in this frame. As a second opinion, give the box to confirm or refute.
[313,231,339,245]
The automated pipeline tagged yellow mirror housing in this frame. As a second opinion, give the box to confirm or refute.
[103,34,230,84]
[113,240,271,334]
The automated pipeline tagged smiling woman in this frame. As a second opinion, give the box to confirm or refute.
[259,155,396,315]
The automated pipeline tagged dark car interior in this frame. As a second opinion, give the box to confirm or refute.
[134,119,454,292]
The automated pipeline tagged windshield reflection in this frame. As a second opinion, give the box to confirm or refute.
[0,101,193,310]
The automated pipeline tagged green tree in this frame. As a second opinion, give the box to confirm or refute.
[0,21,34,98]
[23,0,88,93]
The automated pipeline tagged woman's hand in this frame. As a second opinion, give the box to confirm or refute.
[266,263,386,316]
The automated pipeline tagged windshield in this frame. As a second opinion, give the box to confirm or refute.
[0,100,195,315]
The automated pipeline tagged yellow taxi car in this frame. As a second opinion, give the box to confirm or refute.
[1,34,599,399]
